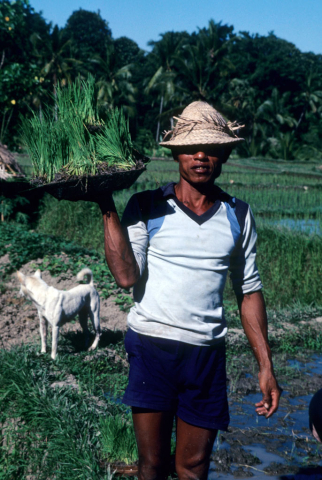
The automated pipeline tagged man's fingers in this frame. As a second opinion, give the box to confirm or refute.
[265,390,281,418]
[255,389,281,418]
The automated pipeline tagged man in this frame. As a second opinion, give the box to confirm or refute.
[98,101,281,480]
[309,389,322,444]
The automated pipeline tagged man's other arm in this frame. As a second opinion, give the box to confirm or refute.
[237,290,282,418]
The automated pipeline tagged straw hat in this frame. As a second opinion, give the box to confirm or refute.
[160,101,244,148]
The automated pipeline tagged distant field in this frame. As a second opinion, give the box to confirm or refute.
[34,157,321,308]
[113,157,322,223]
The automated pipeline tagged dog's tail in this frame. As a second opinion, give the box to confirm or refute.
[77,268,94,286]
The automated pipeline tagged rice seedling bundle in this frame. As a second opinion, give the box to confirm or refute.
[20,76,148,200]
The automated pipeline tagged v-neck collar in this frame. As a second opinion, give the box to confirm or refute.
[160,182,229,226]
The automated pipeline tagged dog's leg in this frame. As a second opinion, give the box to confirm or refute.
[39,313,47,353]
[51,326,60,360]
[88,308,101,351]
[79,309,90,349]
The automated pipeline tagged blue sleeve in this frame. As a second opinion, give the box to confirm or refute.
[229,206,263,295]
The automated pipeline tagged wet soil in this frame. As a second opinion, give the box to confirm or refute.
[209,354,322,479]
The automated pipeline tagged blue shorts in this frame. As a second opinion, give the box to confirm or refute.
[123,328,229,431]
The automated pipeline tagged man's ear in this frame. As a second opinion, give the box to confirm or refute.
[17,271,25,284]
[34,270,42,279]
[171,148,179,162]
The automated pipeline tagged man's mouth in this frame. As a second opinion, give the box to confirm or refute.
[192,165,210,174]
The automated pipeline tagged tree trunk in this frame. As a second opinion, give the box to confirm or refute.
[0,50,5,70]
[155,95,164,142]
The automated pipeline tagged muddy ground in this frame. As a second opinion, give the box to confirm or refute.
[1,257,322,479]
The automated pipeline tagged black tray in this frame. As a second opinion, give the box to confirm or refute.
[0,179,31,198]
[34,165,146,201]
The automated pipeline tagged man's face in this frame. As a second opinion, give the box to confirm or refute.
[172,145,232,186]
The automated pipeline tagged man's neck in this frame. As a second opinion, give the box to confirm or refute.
[174,179,219,216]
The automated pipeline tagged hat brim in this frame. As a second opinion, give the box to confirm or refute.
[159,131,244,149]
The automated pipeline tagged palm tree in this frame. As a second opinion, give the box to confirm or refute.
[37,25,80,96]
[174,20,236,104]
[296,71,322,130]
[145,31,186,140]
[257,88,297,129]
[90,43,136,118]
[31,25,81,120]
[222,78,268,156]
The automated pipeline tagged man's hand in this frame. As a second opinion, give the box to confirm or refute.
[97,194,116,216]
[67,190,115,215]
[80,191,115,215]
[255,367,282,418]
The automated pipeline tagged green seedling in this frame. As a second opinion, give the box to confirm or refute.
[20,76,138,183]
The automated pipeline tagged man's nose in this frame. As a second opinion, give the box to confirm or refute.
[193,151,208,160]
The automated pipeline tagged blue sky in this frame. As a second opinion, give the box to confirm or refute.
[30,0,322,55]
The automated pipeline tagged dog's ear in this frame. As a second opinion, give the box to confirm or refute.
[17,271,25,284]
[34,269,42,279]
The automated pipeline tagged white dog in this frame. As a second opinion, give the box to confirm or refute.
[17,268,101,359]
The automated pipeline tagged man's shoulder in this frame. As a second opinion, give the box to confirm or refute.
[133,182,174,208]
[217,187,250,234]
[216,186,248,208]
[126,183,174,222]
[135,182,174,200]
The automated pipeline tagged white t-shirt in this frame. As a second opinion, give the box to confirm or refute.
[122,182,262,346]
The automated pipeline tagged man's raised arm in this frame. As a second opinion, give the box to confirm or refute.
[99,196,140,289]
[237,290,282,418]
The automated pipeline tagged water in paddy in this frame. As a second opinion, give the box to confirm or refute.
[261,218,321,236]
[209,353,322,479]
[104,354,322,478]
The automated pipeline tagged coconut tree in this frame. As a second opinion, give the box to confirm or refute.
[37,25,81,97]
[145,31,188,141]
[296,71,322,130]
[174,20,236,104]
[257,88,297,129]
[90,43,136,118]
[222,78,268,157]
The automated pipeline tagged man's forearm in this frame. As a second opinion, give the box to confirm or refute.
[237,290,272,369]
[237,290,281,417]
[101,201,140,289]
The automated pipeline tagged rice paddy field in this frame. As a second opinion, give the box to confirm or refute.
[1,155,322,479]
[37,155,322,307]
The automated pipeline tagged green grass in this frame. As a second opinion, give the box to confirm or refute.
[100,415,138,464]
[1,326,321,478]
[0,340,131,479]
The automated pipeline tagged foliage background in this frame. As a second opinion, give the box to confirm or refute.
[1,0,322,161]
